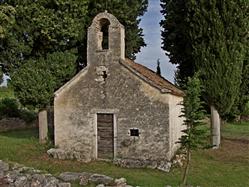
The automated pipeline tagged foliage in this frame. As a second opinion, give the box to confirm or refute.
[161,0,248,116]
[194,0,248,116]
[238,53,249,116]
[180,75,207,150]
[1,0,148,109]
[19,109,36,123]
[1,0,88,108]
[0,4,16,39]
[0,98,19,118]
[0,97,36,122]
[243,102,249,116]
[179,74,208,186]
[156,59,161,76]
[1,0,88,70]
[0,3,16,83]
[0,87,14,99]
[11,52,77,109]
[160,0,195,86]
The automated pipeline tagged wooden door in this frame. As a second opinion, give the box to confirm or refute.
[97,114,114,159]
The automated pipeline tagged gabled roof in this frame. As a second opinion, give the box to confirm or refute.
[120,58,184,97]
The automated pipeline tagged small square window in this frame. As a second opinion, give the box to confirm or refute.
[130,128,139,137]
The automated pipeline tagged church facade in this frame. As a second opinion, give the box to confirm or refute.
[52,12,185,166]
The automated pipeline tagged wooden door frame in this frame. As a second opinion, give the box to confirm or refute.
[93,109,118,160]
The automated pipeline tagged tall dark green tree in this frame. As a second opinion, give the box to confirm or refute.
[160,0,195,86]
[238,53,249,117]
[156,58,161,76]
[161,0,248,148]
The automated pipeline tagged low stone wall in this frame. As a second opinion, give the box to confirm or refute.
[241,115,249,121]
[0,160,135,187]
[0,118,37,132]
[113,158,172,172]
[47,148,179,172]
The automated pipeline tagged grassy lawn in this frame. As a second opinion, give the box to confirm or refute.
[0,123,249,187]
[222,121,249,140]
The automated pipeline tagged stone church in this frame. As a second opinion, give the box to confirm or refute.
[52,12,184,167]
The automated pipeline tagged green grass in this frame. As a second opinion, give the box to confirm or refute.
[222,121,249,140]
[0,123,249,187]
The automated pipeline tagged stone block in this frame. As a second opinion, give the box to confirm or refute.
[89,174,113,185]
[39,110,48,144]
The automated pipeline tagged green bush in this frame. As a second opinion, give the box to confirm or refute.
[0,98,37,123]
[19,109,37,123]
[0,98,20,118]
[242,101,249,115]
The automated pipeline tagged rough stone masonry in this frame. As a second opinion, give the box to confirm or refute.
[51,11,185,169]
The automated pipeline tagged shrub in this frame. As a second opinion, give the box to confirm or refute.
[0,98,20,119]
[19,109,37,123]
[242,101,249,116]
[0,98,37,123]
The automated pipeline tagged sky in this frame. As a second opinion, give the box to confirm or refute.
[136,0,176,83]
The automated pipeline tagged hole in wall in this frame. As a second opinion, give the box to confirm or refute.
[102,71,108,80]
[99,18,110,50]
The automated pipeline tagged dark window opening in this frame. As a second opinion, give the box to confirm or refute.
[99,18,110,50]
[130,128,139,137]
[101,24,109,49]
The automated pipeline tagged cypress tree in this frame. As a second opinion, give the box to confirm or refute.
[156,58,161,76]
[161,0,248,148]
[160,0,195,86]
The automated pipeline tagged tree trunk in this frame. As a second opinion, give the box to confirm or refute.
[39,109,48,144]
[210,105,220,149]
[181,148,191,186]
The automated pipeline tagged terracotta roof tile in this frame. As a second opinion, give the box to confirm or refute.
[121,58,184,97]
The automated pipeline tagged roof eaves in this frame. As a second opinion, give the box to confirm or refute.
[54,66,89,97]
[119,59,172,94]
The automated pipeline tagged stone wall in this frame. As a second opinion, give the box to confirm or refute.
[0,160,135,187]
[168,95,185,158]
[53,12,183,164]
[0,118,36,132]
[54,62,171,162]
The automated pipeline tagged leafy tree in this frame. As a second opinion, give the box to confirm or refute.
[11,52,77,109]
[1,0,89,110]
[0,4,15,39]
[0,3,16,83]
[1,0,88,71]
[1,0,148,109]
[161,0,248,147]
[179,74,207,186]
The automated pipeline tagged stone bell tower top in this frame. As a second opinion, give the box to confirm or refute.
[87,12,125,65]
